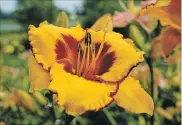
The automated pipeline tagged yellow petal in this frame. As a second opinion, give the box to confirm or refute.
[28,56,50,91]
[167,0,181,28]
[155,0,171,7]
[28,21,85,70]
[157,0,181,28]
[114,77,154,116]
[140,0,181,30]
[141,5,173,27]
[49,62,117,116]
[91,14,113,32]
[88,29,144,83]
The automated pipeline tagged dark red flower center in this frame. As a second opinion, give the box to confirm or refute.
[55,33,116,81]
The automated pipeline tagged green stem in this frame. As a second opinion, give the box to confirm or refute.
[45,92,56,122]
[146,56,154,125]
[50,106,56,122]
[64,113,74,125]
[146,33,154,125]
[118,0,128,11]
[103,109,117,125]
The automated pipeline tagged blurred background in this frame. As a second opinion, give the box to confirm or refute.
[0,0,181,125]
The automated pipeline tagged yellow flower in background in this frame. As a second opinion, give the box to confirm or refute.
[140,0,181,30]
[28,21,154,116]
[141,0,181,59]
[1,89,36,112]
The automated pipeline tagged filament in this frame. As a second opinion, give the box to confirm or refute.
[95,29,107,61]
[84,30,107,77]
[78,45,87,76]
[76,45,81,75]
[83,43,95,77]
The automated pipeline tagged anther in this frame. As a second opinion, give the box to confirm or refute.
[85,32,92,45]
[77,44,82,52]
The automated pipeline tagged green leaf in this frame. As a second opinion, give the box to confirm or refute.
[16,89,37,112]
[138,116,146,125]
[102,109,117,125]
[156,107,173,120]
[129,24,145,48]
[33,91,47,105]
[56,11,69,28]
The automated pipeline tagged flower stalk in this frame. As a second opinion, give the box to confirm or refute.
[103,109,117,125]
[146,56,154,125]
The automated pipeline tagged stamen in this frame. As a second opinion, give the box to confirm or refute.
[86,45,90,68]
[76,31,108,79]
[83,43,96,78]
[83,44,90,77]
[77,32,92,76]
[78,43,87,76]
[85,32,91,45]
[95,28,107,61]
[92,43,96,69]
[76,44,81,75]
[82,32,92,77]
[84,29,107,77]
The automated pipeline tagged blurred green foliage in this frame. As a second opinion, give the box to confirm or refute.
[14,0,58,30]
[81,0,122,28]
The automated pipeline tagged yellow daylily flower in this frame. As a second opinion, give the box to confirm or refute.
[28,21,154,116]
